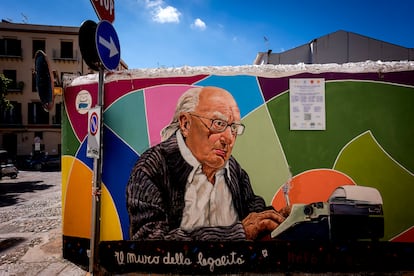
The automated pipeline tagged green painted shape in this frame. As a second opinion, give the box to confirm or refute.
[233,105,291,205]
[61,105,80,157]
[270,81,414,176]
[334,131,414,240]
[105,90,149,154]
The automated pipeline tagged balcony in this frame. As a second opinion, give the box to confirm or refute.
[52,49,78,62]
[0,52,23,59]
[0,109,22,127]
[6,81,24,93]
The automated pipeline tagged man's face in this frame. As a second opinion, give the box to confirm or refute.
[183,87,241,171]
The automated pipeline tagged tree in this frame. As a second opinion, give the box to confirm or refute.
[0,73,13,110]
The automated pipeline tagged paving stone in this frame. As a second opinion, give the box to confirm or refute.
[0,171,87,275]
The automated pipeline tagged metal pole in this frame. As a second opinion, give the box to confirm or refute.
[89,67,104,274]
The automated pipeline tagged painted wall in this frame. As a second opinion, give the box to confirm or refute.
[62,66,414,246]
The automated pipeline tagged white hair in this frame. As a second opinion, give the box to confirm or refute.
[160,87,202,141]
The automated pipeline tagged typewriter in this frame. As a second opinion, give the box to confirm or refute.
[271,185,384,241]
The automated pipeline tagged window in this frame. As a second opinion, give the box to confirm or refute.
[0,101,22,125]
[3,69,17,90]
[0,38,22,56]
[32,71,37,92]
[60,41,73,59]
[53,103,62,125]
[28,102,49,124]
[34,131,43,140]
[32,39,46,58]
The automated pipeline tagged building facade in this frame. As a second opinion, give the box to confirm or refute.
[254,30,414,65]
[0,20,126,162]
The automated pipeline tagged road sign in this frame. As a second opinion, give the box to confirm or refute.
[90,0,115,23]
[90,112,99,136]
[95,20,120,71]
[87,107,101,159]
[79,20,100,71]
[34,50,54,111]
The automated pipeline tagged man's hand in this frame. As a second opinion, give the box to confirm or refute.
[242,208,290,240]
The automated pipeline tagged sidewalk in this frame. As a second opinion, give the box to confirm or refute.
[0,228,87,275]
[0,170,87,275]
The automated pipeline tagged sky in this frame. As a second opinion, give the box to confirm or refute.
[1,0,413,69]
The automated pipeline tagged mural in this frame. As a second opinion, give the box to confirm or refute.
[62,63,414,272]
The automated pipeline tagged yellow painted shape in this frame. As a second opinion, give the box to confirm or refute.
[100,185,123,240]
[62,156,122,240]
[61,155,75,222]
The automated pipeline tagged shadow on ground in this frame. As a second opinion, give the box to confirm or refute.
[0,181,52,207]
[0,237,26,253]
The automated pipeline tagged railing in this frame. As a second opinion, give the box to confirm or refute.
[0,51,23,58]
[52,49,78,61]
[6,81,24,92]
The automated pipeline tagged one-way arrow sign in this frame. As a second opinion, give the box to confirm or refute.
[98,36,119,58]
[95,20,120,71]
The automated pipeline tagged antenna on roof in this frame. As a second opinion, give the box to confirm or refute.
[21,13,28,23]
[264,36,270,50]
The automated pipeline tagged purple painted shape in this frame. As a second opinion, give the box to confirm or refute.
[258,70,414,102]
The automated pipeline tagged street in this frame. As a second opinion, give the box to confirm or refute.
[0,170,86,275]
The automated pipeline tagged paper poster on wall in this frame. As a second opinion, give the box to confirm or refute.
[289,78,326,130]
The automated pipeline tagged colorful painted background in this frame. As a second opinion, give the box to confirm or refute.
[62,69,414,243]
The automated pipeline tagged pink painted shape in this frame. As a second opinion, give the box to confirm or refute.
[145,85,195,146]
[65,75,207,143]
[105,75,207,107]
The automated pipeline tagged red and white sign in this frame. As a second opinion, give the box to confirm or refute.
[87,107,101,159]
[90,0,115,23]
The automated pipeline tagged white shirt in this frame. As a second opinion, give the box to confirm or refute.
[176,131,238,231]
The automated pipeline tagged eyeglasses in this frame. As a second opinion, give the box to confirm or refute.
[189,113,245,135]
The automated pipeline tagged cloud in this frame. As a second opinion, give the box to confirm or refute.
[143,0,181,23]
[152,6,181,23]
[191,18,206,31]
[144,0,163,8]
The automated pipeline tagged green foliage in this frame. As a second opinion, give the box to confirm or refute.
[0,74,13,110]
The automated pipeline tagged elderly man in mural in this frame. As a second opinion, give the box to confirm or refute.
[126,86,289,241]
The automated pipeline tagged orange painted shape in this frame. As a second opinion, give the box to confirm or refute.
[272,169,356,210]
[62,160,93,238]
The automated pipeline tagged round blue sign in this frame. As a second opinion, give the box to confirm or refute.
[90,112,99,135]
[95,20,121,71]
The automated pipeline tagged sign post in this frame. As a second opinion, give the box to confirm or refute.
[82,2,120,273]
[89,67,105,275]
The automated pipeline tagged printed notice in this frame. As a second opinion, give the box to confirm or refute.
[289,78,326,130]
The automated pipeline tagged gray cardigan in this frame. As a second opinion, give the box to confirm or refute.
[126,133,266,240]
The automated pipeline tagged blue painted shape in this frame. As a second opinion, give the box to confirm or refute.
[102,126,139,239]
[76,140,94,171]
[195,75,264,118]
